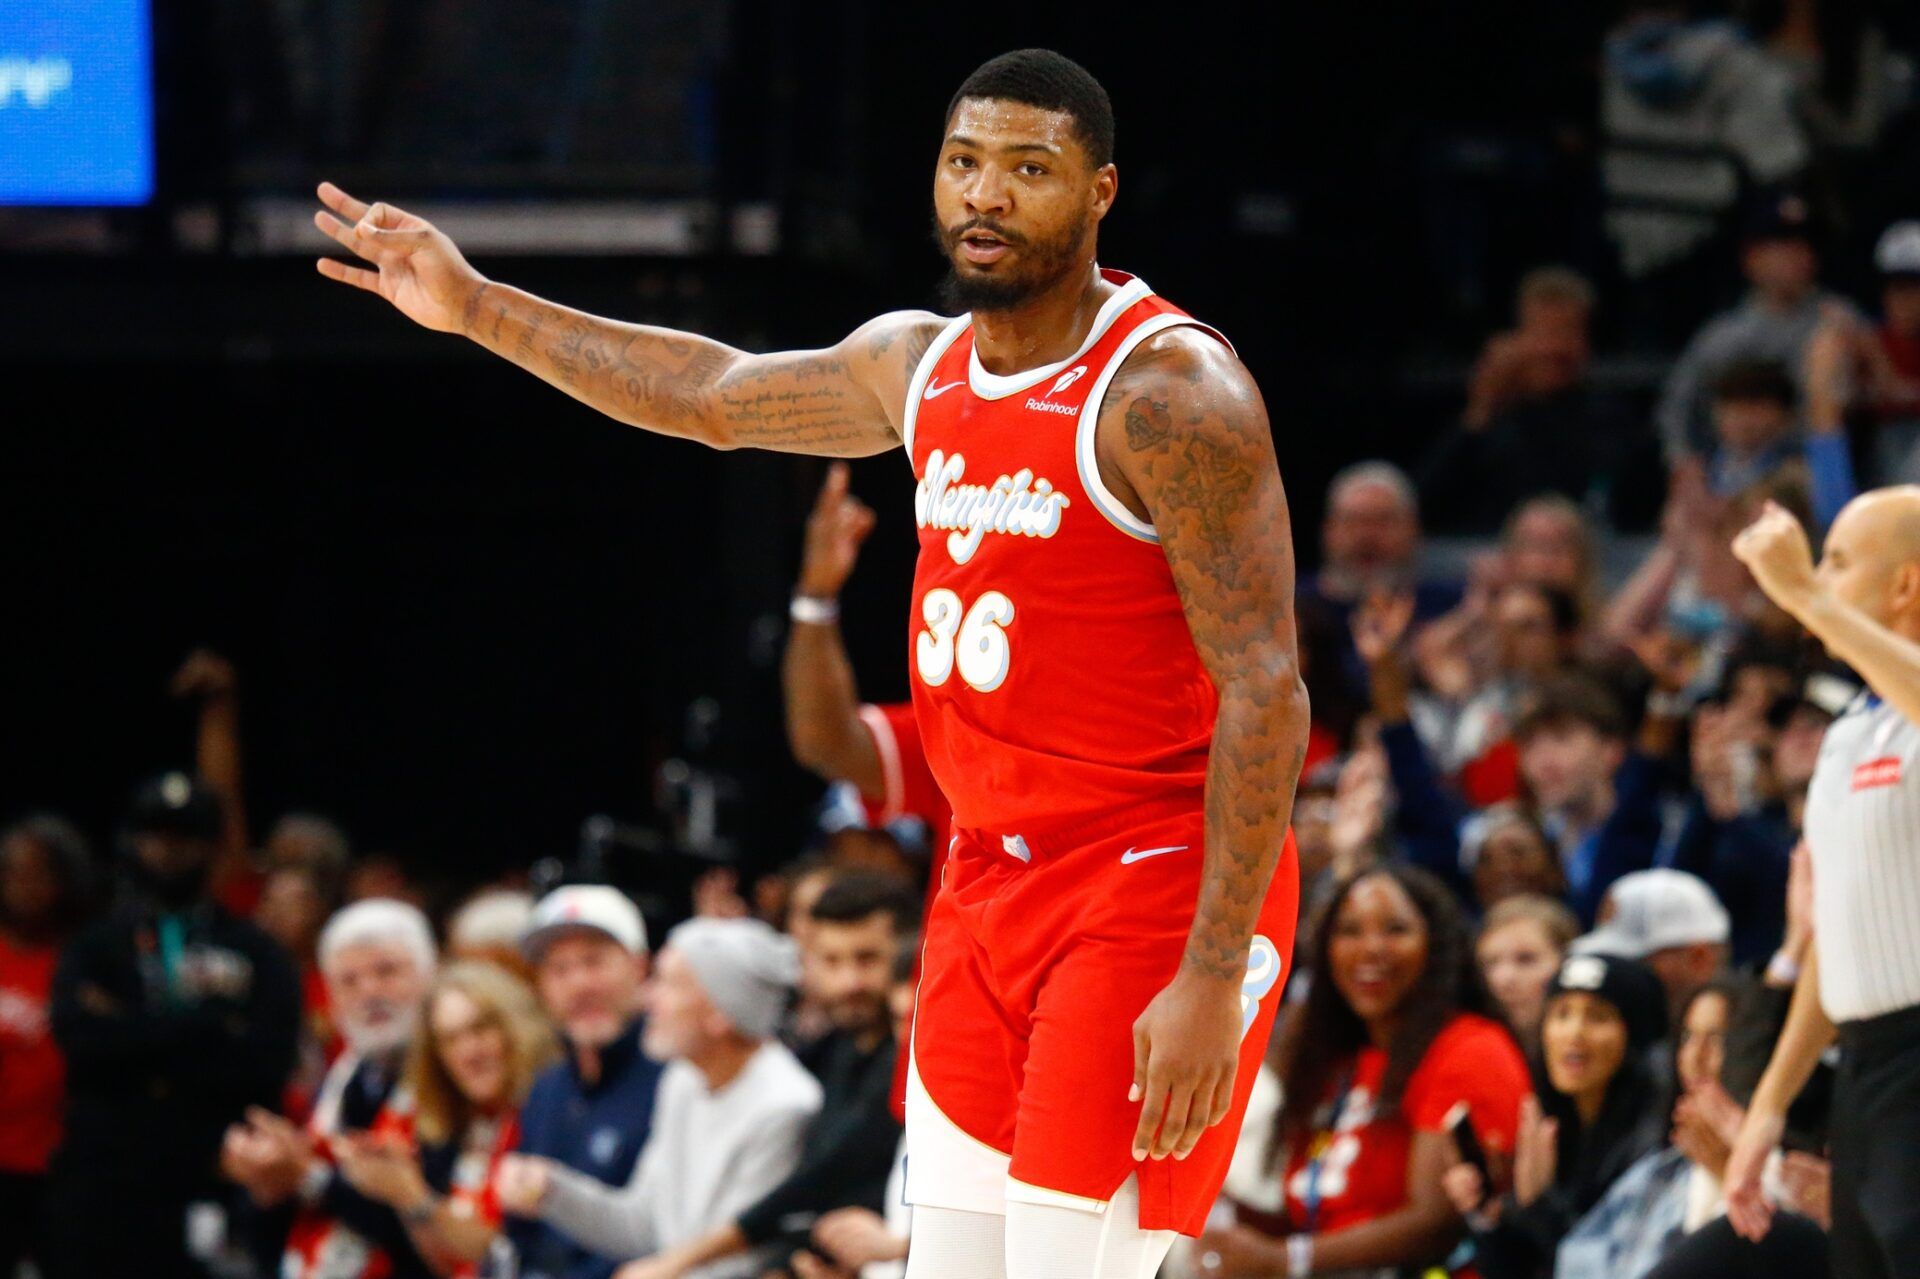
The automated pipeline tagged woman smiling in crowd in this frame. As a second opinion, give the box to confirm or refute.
[1188,864,1531,1277]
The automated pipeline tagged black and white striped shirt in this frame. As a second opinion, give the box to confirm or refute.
[1808,691,1920,1021]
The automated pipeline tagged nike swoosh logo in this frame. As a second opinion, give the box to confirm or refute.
[923,379,965,400]
[1120,844,1189,864]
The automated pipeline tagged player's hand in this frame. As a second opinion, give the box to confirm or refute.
[1130,968,1243,1162]
[1725,1104,1785,1240]
[1731,500,1820,616]
[798,462,877,599]
[313,182,487,334]
[494,1154,554,1217]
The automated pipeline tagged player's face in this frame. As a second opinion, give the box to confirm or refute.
[806,912,896,1035]
[931,97,1113,313]
[536,932,646,1050]
[1326,875,1429,1028]
[1477,920,1562,1037]
[1541,991,1628,1101]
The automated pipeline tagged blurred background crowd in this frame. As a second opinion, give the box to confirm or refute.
[10,0,1920,1276]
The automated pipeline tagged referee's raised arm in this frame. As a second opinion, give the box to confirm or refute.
[1733,490,1920,723]
[1726,486,1920,1275]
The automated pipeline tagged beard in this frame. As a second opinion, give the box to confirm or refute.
[931,204,1090,314]
[340,1000,417,1057]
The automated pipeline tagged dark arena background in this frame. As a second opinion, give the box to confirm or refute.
[8,2,1920,1277]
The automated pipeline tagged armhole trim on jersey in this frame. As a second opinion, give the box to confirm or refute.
[901,313,975,462]
[856,703,906,823]
[1074,313,1237,544]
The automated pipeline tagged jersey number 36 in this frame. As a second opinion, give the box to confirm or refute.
[917,588,1015,692]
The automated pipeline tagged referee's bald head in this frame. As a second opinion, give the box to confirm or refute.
[1822,485,1920,632]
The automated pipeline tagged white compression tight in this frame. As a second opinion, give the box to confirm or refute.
[903,1174,1178,1279]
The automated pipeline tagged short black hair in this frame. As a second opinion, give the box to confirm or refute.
[1711,359,1797,410]
[946,49,1115,169]
[810,869,919,935]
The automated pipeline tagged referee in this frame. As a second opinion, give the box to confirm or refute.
[1724,487,1920,1278]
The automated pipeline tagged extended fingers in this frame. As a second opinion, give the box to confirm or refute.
[317,257,380,292]
[316,181,370,222]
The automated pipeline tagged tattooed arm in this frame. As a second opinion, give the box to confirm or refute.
[1102,328,1311,1164]
[311,183,940,456]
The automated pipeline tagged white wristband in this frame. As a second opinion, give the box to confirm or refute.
[1766,950,1802,986]
[1286,1233,1313,1278]
[789,595,840,625]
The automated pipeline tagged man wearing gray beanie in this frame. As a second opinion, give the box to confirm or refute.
[497,918,823,1279]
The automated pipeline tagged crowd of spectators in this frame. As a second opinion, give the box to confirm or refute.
[6,10,1920,1278]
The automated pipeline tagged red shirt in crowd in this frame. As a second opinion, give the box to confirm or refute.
[1279,1013,1530,1236]
[0,932,64,1174]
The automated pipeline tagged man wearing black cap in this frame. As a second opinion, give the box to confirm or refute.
[1656,190,1861,463]
[41,772,300,1279]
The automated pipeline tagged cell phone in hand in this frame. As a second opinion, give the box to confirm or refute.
[1445,1101,1491,1190]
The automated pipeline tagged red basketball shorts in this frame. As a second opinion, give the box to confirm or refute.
[903,805,1299,1236]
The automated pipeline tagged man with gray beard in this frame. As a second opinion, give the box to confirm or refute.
[223,898,438,1279]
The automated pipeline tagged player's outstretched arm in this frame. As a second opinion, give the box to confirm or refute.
[312,183,942,456]
[1104,330,1312,1163]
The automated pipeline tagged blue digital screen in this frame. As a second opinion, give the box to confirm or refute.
[0,0,154,205]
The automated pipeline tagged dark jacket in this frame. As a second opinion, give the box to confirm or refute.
[46,897,299,1271]
[508,1020,662,1279]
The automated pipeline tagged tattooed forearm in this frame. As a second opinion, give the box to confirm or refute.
[1107,331,1311,981]
[461,284,935,457]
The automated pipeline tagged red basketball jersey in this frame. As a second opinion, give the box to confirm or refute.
[902,267,1235,843]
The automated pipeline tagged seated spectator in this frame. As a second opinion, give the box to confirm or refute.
[1602,6,1807,308]
[224,898,439,1279]
[256,863,342,1117]
[1702,359,1855,530]
[631,871,912,1277]
[497,918,817,1279]
[263,812,355,898]
[50,773,299,1279]
[1513,676,1664,926]
[1422,268,1639,532]
[1551,977,1747,1277]
[1655,190,1856,461]
[508,886,663,1279]
[1574,870,1732,1027]
[1446,953,1670,1279]
[1300,462,1463,697]
[1477,894,1580,1056]
[1502,496,1603,622]
[0,814,94,1278]
[1801,219,1920,484]
[337,960,557,1278]
[447,889,537,980]
[798,939,920,1279]
[1462,806,1569,912]
[1183,865,1530,1279]
[1404,581,1585,808]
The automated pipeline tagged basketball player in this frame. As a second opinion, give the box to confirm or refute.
[313,49,1308,1279]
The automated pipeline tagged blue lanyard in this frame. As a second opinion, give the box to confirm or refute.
[1299,1065,1357,1234]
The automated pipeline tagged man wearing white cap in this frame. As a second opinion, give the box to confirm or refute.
[498,918,820,1279]
[1572,868,1731,1026]
[507,886,665,1279]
